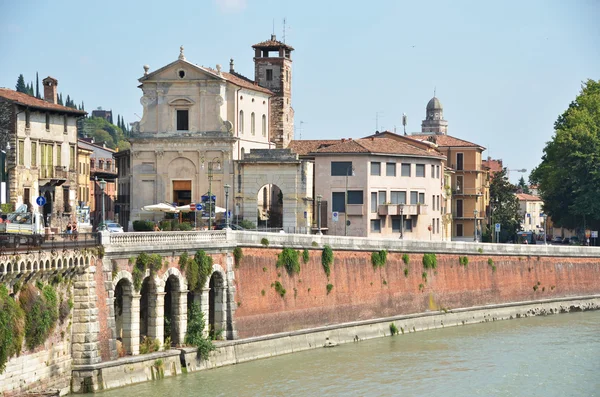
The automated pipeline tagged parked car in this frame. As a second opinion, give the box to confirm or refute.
[569,236,580,245]
[552,236,563,244]
[98,221,124,233]
[214,222,245,231]
[562,237,570,245]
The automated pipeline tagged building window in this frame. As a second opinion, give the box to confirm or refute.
[371,192,377,213]
[431,165,435,178]
[456,223,463,236]
[392,217,401,232]
[239,110,244,134]
[416,164,425,177]
[390,191,406,204]
[456,153,464,171]
[347,190,363,205]
[401,163,411,177]
[331,161,352,176]
[63,115,68,133]
[70,145,76,170]
[386,162,396,176]
[456,175,464,194]
[251,112,256,135]
[410,191,418,205]
[266,69,273,81]
[404,218,412,232]
[286,70,289,82]
[25,109,30,128]
[418,193,425,204]
[432,195,435,210]
[18,140,24,165]
[176,110,189,131]
[31,141,37,166]
[370,219,381,233]
[436,165,440,179]
[332,192,345,213]
[45,113,50,130]
[57,145,62,167]
[371,162,381,176]
[378,191,386,205]
[456,199,463,217]
[262,114,267,136]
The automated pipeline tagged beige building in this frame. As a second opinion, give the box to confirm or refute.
[516,193,544,234]
[0,78,85,228]
[128,39,293,226]
[309,136,446,239]
[76,145,93,226]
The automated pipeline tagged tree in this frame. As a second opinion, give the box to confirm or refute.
[517,176,530,194]
[80,116,129,150]
[489,168,522,242]
[16,74,26,93]
[530,79,600,232]
[57,93,63,105]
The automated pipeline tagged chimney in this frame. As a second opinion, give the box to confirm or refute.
[42,76,58,104]
[229,58,235,73]
[271,34,277,41]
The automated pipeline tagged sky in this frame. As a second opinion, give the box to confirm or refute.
[1,0,599,183]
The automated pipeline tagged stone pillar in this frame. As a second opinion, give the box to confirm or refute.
[200,288,210,337]
[226,284,238,340]
[71,266,101,366]
[214,286,227,337]
[123,294,140,355]
[172,291,188,345]
[148,291,165,346]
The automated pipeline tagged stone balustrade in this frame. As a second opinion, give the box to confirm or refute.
[0,250,95,279]
[102,230,227,252]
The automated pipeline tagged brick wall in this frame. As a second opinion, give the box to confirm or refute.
[232,248,600,338]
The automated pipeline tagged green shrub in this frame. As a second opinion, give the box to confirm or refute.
[326,283,334,294]
[404,268,409,277]
[491,265,497,273]
[389,323,399,336]
[133,220,154,231]
[277,248,300,275]
[19,284,58,350]
[487,258,494,266]
[311,241,319,247]
[321,245,333,278]
[477,247,483,254]
[422,272,428,282]
[371,250,388,269]
[272,281,286,297]
[422,253,437,270]
[185,303,215,360]
[302,249,310,264]
[402,253,410,265]
[238,219,256,229]
[419,283,424,291]
[233,247,244,268]
[177,222,193,231]
[261,238,270,247]
[0,285,25,374]
[459,256,469,266]
[159,220,172,231]
[132,253,164,291]
[139,336,161,354]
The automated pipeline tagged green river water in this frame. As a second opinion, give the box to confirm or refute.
[99,311,600,396]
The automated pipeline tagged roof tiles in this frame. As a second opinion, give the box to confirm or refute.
[0,88,87,115]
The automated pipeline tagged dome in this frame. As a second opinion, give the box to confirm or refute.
[426,97,443,110]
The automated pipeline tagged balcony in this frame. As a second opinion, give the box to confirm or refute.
[452,187,483,197]
[378,204,428,216]
[39,165,68,186]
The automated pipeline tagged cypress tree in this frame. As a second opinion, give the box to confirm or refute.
[16,74,27,93]
[66,95,71,108]
[81,101,85,111]
[36,72,40,98]
[29,81,34,96]
[58,93,63,105]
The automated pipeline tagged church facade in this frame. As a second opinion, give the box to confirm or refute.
[127,36,295,227]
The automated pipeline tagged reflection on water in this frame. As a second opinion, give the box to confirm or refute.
[99,311,600,397]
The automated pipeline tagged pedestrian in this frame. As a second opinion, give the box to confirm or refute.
[72,223,78,240]
[154,223,161,232]
[66,222,72,235]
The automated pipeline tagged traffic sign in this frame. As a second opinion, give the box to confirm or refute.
[592,231,598,238]
[36,196,46,206]
[190,203,196,211]
[196,204,203,211]
[332,211,339,222]
[495,223,501,232]
[585,229,591,238]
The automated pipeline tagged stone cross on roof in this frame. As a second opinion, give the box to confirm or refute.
[178,45,185,61]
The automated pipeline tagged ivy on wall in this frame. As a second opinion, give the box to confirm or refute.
[321,245,333,278]
[132,253,163,292]
[277,248,300,275]
[180,251,214,291]
[0,285,25,374]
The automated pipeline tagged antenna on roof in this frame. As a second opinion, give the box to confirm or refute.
[434,87,436,97]
[402,113,407,136]
[283,17,286,43]
[296,120,306,139]
[375,111,384,132]
[272,19,275,36]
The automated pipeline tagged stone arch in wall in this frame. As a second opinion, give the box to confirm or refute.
[162,268,188,346]
[239,150,307,232]
[208,265,228,339]
[140,271,165,345]
[113,271,136,355]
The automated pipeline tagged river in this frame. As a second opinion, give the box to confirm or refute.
[99,311,600,396]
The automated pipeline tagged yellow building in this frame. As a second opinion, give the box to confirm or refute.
[411,96,489,241]
[77,145,93,226]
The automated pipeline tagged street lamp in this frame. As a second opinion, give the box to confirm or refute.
[507,168,527,182]
[473,209,478,242]
[0,140,10,205]
[99,178,107,231]
[344,166,355,236]
[543,213,548,245]
[399,203,404,239]
[316,194,323,235]
[224,184,231,229]
[207,157,221,230]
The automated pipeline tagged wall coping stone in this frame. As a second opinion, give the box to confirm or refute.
[72,349,181,372]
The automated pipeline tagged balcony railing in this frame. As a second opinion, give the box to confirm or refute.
[378,204,427,216]
[452,187,483,196]
[39,165,68,179]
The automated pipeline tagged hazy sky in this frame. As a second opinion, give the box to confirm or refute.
[1,0,598,183]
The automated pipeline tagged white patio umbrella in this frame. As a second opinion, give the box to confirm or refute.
[175,204,226,213]
[141,203,179,213]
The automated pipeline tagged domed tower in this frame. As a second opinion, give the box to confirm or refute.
[421,96,448,135]
[253,34,294,148]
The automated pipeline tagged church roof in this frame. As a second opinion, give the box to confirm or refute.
[0,88,87,115]
[288,140,341,156]
[427,96,443,110]
[516,193,542,202]
[252,35,294,51]
[410,134,485,150]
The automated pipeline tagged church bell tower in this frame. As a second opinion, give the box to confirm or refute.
[421,96,448,135]
[253,35,294,148]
